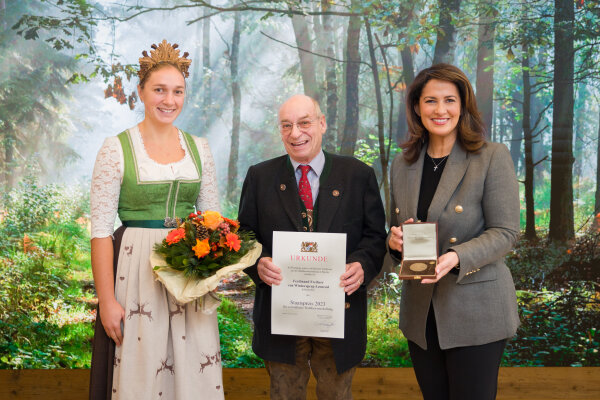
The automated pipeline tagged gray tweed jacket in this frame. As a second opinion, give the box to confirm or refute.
[389,141,520,350]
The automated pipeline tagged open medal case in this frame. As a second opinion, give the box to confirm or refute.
[399,222,438,280]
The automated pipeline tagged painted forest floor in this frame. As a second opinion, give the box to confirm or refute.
[218,273,256,323]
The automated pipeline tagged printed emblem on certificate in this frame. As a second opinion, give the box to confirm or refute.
[271,231,347,338]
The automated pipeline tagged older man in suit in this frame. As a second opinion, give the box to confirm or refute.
[238,94,386,399]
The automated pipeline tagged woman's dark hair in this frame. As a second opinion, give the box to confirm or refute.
[401,63,486,163]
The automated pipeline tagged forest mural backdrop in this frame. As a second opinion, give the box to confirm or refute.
[0,0,598,369]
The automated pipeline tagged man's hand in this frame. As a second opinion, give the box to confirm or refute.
[340,262,364,295]
[388,218,414,252]
[100,298,125,346]
[421,251,460,284]
[257,257,283,286]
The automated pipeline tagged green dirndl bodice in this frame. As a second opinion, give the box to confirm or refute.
[117,129,202,228]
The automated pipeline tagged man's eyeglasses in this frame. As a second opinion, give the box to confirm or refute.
[278,119,315,135]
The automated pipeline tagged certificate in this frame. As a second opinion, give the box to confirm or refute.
[271,231,347,338]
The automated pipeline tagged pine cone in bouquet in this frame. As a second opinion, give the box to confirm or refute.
[196,224,210,240]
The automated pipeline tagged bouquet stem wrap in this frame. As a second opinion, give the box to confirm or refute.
[151,242,262,305]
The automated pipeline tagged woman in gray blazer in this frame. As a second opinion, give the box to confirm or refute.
[388,63,520,400]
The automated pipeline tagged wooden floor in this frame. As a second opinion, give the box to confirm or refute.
[2,367,599,399]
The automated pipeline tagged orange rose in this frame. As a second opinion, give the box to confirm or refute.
[225,233,241,252]
[192,238,211,258]
[201,210,224,230]
[166,228,186,245]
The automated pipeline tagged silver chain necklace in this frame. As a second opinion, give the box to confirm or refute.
[428,153,449,171]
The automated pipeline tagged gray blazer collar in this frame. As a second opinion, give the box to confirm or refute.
[406,141,470,222]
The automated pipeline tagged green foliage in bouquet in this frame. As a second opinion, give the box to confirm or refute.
[154,211,256,279]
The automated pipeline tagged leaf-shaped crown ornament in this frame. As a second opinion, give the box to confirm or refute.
[138,39,191,81]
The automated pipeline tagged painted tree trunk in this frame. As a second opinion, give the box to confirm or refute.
[508,105,522,174]
[340,0,361,156]
[572,84,586,198]
[310,2,325,101]
[192,19,203,86]
[322,0,338,152]
[496,104,505,143]
[365,20,390,215]
[337,20,348,149]
[475,1,496,138]
[522,47,537,241]
[290,14,319,101]
[433,0,461,64]
[202,5,211,125]
[0,0,6,30]
[396,45,414,145]
[227,12,241,204]
[595,106,600,214]
[3,133,14,188]
[530,88,546,184]
[549,0,575,243]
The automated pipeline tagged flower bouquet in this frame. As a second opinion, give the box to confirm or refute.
[150,210,262,305]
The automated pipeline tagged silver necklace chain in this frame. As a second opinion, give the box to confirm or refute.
[428,153,449,171]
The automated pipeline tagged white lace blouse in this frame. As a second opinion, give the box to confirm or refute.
[90,125,220,239]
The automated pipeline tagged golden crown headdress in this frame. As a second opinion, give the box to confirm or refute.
[138,39,191,81]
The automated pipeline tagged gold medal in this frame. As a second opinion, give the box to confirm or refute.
[410,262,427,272]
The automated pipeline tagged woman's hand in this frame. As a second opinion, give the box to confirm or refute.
[421,251,460,284]
[100,298,125,346]
[91,237,125,345]
[388,218,414,252]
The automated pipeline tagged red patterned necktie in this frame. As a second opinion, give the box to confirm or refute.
[298,165,313,210]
